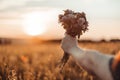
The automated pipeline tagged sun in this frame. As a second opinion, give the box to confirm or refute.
[22,11,47,36]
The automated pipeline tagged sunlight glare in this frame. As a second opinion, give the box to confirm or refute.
[22,11,47,36]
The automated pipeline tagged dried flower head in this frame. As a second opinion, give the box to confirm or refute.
[59,9,88,38]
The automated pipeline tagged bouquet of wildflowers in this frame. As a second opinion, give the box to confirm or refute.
[58,9,89,70]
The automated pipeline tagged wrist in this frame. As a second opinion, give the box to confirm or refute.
[69,46,83,54]
[69,46,85,60]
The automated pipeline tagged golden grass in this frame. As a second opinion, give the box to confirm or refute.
[0,42,120,80]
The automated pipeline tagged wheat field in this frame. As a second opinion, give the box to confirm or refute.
[0,41,120,80]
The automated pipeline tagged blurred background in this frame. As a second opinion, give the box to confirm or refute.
[0,0,120,42]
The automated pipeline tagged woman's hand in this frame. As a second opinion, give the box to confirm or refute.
[61,34,79,54]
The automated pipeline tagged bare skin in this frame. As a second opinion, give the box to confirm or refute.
[61,34,114,80]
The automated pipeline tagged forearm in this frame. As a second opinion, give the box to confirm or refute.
[69,46,85,60]
[69,47,102,66]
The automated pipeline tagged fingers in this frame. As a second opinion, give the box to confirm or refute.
[63,34,77,46]
[61,33,78,54]
[64,34,77,42]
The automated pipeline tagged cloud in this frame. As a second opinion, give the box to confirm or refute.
[0,0,84,12]
[0,0,26,11]
[0,0,45,11]
[0,0,119,19]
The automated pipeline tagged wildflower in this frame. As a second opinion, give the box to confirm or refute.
[59,9,88,38]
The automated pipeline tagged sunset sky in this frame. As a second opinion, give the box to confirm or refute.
[0,0,120,40]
